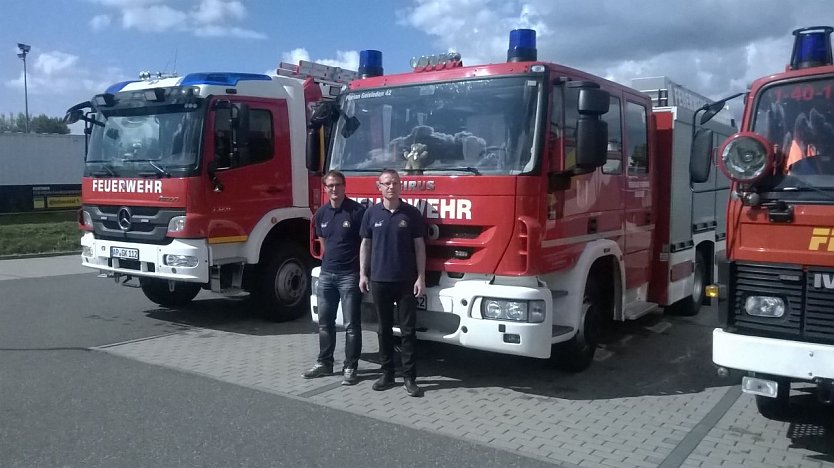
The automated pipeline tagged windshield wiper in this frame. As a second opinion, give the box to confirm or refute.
[127,159,171,177]
[86,161,118,177]
[424,166,481,175]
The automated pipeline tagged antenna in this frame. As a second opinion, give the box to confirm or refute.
[172,48,178,75]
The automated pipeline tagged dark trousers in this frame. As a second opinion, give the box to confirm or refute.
[371,280,417,379]
[316,270,362,370]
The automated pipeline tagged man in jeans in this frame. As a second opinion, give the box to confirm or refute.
[359,169,426,397]
[303,170,366,385]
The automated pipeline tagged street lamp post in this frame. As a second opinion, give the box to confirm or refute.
[17,43,31,133]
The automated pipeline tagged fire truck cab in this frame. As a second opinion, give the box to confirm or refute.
[695,26,834,418]
[310,30,734,371]
[67,62,356,321]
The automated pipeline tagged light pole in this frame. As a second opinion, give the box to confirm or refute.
[17,43,30,133]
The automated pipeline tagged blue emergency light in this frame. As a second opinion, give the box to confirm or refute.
[359,50,383,78]
[507,29,537,62]
[180,72,272,87]
[790,26,833,70]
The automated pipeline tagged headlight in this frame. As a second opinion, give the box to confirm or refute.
[167,216,187,233]
[744,295,785,317]
[81,210,93,227]
[480,299,545,323]
[81,245,93,257]
[718,132,773,182]
[311,276,320,295]
[164,254,198,268]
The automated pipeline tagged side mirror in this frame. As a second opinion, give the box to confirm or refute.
[63,109,83,125]
[306,129,322,173]
[690,128,714,183]
[578,88,609,115]
[310,101,338,130]
[574,119,608,171]
[341,115,360,139]
[230,103,250,166]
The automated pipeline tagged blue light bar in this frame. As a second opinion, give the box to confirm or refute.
[507,29,537,62]
[105,80,139,94]
[180,72,272,87]
[790,26,833,70]
[359,50,383,78]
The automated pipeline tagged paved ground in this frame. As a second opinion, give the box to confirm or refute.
[5,256,834,467]
[96,312,834,468]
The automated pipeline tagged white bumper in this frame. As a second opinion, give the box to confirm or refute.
[713,328,834,380]
[80,232,209,283]
[310,267,556,359]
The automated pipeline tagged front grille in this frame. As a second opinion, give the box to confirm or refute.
[85,204,185,244]
[730,262,834,344]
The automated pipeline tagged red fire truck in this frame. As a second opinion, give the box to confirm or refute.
[65,61,356,321]
[308,30,735,371]
[695,26,834,417]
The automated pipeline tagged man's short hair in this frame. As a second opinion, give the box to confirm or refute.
[322,170,346,185]
[379,168,400,181]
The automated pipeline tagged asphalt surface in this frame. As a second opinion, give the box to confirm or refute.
[0,257,553,468]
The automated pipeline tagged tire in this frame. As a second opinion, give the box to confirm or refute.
[668,250,707,316]
[139,278,201,308]
[755,377,792,420]
[552,277,603,372]
[255,243,310,322]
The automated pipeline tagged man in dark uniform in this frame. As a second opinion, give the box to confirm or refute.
[303,170,366,385]
[359,169,427,397]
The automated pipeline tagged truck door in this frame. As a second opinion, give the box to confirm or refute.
[204,98,292,243]
[622,100,653,290]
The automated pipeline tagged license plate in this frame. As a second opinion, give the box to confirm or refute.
[111,246,139,260]
[416,295,427,310]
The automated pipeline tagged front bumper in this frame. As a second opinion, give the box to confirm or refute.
[310,267,556,359]
[80,232,209,283]
[713,328,834,381]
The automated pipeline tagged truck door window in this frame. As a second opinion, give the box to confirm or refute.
[625,101,649,174]
[213,107,274,168]
[563,87,580,170]
[602,96,623,174]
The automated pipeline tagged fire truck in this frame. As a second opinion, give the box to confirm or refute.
[65,61,356,321]
[695,26,834,417]
[308,30,735,371]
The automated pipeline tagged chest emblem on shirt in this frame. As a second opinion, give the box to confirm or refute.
[342,220,351,228]
[320,222,328,228]
[398,219,408,228]
[374,220,384,228]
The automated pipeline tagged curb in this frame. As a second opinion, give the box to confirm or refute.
[0,250,81,261]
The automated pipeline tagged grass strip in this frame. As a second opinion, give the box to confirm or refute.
[0,221,81,257]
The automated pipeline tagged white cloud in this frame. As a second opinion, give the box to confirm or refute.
[90,0,264,39]
[5,51,126,101]
[121,5,189,32]
[193,0,246,24]
[90,14,112,30]
[280,49,360,73]
[397,0,829,101]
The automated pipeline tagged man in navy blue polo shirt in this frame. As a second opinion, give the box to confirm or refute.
[359,169,426,397]
[303,170,366,385]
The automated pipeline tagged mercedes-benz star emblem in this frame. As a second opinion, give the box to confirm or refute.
[117,207,132,231]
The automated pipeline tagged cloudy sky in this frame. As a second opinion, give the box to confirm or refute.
[1,0,830,132]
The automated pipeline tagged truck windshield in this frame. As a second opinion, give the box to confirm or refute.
[753,77,834,186]
[329,76,542,175]
[85,102,203,177]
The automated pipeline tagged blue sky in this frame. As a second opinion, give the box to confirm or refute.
[1,0,830,132]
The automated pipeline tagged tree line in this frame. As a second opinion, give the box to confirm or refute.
[0,113,69,134]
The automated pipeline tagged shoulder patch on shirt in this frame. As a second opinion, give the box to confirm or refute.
[398,219,408,228]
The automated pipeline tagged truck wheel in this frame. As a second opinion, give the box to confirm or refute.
[668,250,707,316]
[755,377,792,420]
[139,278,201,308]
[256,243,310,322]
[552,277,601,372]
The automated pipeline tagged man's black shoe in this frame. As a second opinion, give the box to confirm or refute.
[403,378,423,397]
[341,368,359,386]
[302,363,333,379]
[372,373,395,391]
